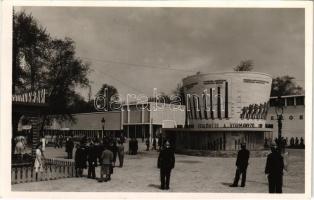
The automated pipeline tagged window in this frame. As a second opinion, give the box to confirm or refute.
[287,97,295,106]
[300,115,304,120]
[270,116,275,120]
[296,96,305,106]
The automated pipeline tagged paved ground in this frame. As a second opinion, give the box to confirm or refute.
[12,142,304,193]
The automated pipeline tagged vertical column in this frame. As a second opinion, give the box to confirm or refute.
[192,96,197,119]
[225,82,229,118]
[203,92,208,120]
[197,97,202,119]
[210,88,214,119]
[149,118,152,142]
[217,87,221,119]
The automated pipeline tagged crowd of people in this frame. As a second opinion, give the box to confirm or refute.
[70,135,126,182]
[264,136,305,149]
[31,133,295,192]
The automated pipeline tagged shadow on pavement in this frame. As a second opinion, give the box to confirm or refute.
[148,184,160,189]
[221,182,233,187]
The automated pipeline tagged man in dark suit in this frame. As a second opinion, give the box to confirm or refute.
[65,137,74,159]
[230,143,250,187]
[157,140,175,190]
[265,144,284,193]
[87,142,97,179]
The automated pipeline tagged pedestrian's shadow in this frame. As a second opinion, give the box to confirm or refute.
[221,182,232,187]
[148,184,160,189]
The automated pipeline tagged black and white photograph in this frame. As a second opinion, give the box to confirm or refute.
[0,1,312,199]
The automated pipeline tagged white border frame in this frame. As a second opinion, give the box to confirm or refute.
[0,1,312,199]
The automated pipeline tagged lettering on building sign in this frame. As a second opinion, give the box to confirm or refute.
[243,79,269,85]
[203,80,226,85]
[12,89,46,104]
[197,123,257,128]
[229,123,255,128]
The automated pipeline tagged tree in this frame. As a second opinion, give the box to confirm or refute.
[233,60,254,72]
[13,10,50,93]
[172,83,185,105]
[13,11,90,136]
[271,75,304,97]
[96,84,120,111]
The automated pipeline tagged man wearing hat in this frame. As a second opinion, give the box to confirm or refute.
[157,140,175,190]
[265,143,284,193]
[230,143,250,187]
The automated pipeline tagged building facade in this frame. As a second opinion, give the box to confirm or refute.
[266,95,305,141]
[122,102,185,140]
[164,72,273,151]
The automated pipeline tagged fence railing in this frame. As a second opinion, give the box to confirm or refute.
[11,158,75,184]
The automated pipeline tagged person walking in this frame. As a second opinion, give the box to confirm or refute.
[157,140,175,190]
[230,143,250,187]
[265,144,284,193]
[99,145,114,182]
[87,142,97,179]
[65,137,74,159]
[117,140,125,167]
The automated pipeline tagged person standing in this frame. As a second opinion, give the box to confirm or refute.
[75,144,87,177]
[152,137,157,150]
[65,137,74,159]
[128,138,133,155]
[134,138,138,155]
[99,145,114,182]
[265,144,284,193]
[145,138,150,151]
[157,140,175,190]
[230,143,250,187]
[87,142,97,179]
[34,143,45,181]
[157,135,162,151]
[117,140,125,167]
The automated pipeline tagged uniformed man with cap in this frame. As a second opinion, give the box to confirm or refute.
[157,140,175,190]
[230,143,250,187]
[265,143,284,193]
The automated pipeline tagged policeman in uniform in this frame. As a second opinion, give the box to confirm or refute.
[230,143,250,187]
[265,144,284,193]
[157,140,175,190]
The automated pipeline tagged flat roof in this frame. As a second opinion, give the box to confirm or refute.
[163,128,273,132]
[183,71,272,81]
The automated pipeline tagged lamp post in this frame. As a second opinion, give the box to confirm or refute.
[101,117,106,139]
[275,96,285,153]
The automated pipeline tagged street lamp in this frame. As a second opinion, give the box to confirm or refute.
[274,96,285,153]
[101,117,106,138]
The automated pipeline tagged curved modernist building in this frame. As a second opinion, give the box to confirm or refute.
[164,72,274,151]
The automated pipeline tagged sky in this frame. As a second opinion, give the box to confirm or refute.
[17,7,305,100]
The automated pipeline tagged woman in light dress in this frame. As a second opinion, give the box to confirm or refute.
[15,136,26,159]
[34,143,45,180]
